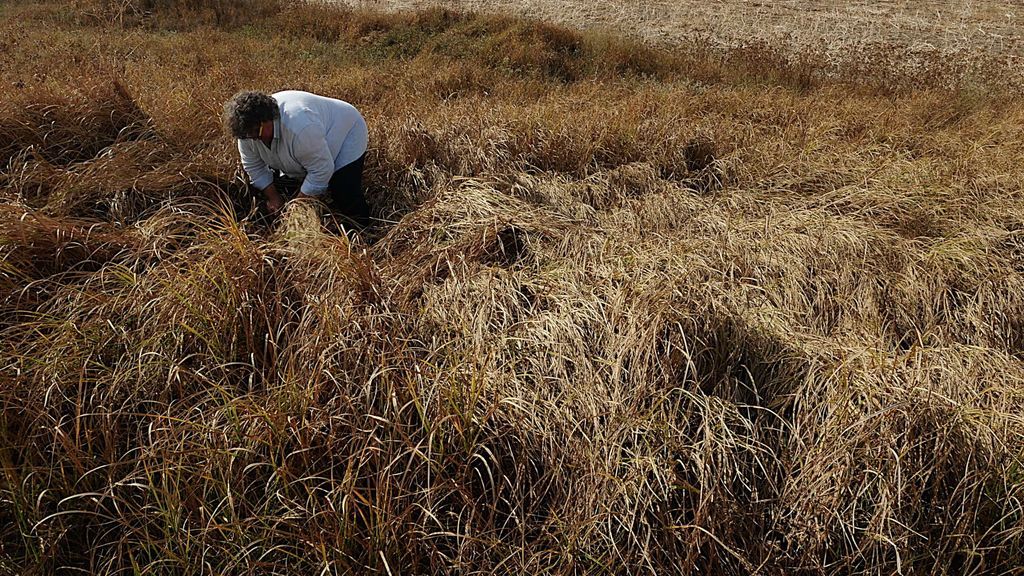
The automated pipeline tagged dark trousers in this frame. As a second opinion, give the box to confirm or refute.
[328,153,368,228]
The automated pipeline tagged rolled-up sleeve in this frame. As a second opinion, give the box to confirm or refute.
[238,140,274,191]
[294,123,334,196]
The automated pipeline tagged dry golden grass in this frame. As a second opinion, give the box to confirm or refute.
[343,0,1024,55]
[1,1,1024,574]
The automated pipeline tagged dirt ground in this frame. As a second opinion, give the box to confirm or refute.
[336,0,1024,56]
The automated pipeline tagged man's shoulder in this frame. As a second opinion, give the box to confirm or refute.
[275,90,354,112]
[272,89,313,103]
[275,91,311,113]
[274,92,317,135]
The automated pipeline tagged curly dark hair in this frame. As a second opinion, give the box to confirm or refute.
[222,91,280,139]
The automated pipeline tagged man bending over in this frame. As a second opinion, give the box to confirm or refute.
[223,90,369,227]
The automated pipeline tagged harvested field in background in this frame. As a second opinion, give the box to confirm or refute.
[341,0,1024,70]
[1,1,1024,574]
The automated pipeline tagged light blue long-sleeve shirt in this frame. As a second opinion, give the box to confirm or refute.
[237,90,368,196]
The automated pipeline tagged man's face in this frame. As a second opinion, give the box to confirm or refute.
[243,123,261,140]
[247,121,273,144]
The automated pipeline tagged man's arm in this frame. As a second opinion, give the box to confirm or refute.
[237,140,283,212]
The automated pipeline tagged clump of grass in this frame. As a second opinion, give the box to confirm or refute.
[0,78,151,167]
[70,0,282,28]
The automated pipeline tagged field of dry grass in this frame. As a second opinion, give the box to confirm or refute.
[340,0,1024,96]
[343,0,1024,54]
[1,0,1024,574]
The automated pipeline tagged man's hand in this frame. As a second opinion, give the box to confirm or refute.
[267,195,284,213]
[262,183,284,214]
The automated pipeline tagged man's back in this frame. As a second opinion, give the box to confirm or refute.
[273,90,368,170]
